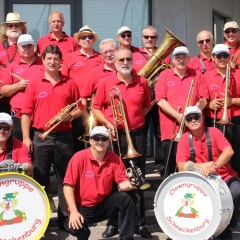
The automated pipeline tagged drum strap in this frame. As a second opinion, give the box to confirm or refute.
[6,136,13,159]
[188,127,212,162]
[198,54,206,74]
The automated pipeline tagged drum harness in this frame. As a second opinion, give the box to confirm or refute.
[6,136,13,159]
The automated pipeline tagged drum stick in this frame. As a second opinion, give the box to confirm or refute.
[0,163,28,172]
[10,72,26,81]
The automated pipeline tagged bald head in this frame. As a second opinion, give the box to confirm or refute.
[196,30,214,54]
[197,30,213,42]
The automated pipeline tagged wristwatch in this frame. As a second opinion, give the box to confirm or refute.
[213,163,219,169]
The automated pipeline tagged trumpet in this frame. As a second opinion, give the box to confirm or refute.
[39,98,81,140]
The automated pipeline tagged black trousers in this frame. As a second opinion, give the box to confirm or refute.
[0,103,10,114]
[205,116,240,177]
[108,126,147,227]
[32,129,74,226]
[64,191,137,240]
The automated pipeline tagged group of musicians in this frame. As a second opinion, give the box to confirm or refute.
[0,10,240,240]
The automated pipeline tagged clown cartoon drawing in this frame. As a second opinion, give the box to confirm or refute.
[0,192,27,226]
[175,193,199,218]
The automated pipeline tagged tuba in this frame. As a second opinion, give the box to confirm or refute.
[138,28,186,107]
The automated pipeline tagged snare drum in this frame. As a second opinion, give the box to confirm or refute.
[0,172,51,240]
[154,172,233,240]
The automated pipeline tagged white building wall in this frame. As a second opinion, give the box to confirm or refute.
[0,0,4,22]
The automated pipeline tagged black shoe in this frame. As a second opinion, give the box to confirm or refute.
[156,164,165,177]
[102,225,118,238]
[140,226,152,239]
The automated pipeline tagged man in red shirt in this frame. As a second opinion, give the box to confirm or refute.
[156,46,208,177]
[37,10,79,62]
[116,26,139,53]
[223,21,240,69]
[63,126,137,240]
[0,34,43,141]
[0,12,27,113]
[92,48,152,238]
[177,106,240,239]
[21,45,82,229]
[188,30,215,74]
[203,44,240,177]
[0,112,32,175]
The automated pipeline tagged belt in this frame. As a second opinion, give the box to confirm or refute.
[34,128,71,136]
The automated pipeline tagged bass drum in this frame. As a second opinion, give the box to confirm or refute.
[0,172,51,240]
[154,172,233,240]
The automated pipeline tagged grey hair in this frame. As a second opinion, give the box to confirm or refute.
[99,38,116,53]
[114,47,132,59]
[49,10,64,22]
[142,25,158,36]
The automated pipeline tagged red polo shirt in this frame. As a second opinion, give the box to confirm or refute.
[203,68,240,119]
[80,65,115,99]
[92,72,151,130]
[1,56,43,118]
[188,54,215,73]
[118,45,140,53]
[61,50,103,91]
[64,147,128,207]
[224,41,240,69]
[0,138,31,164]
[37,32,79,62]
[155,67,209,141]
[132,47,171,73]
[21,73,82,132]
[176,127,238,181]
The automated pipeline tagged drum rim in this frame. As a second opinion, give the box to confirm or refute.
[0,172,51,240]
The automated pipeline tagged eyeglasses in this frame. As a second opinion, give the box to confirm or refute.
[102,51,114,56]
[8,24,20,28]
[224,29,238,34]
[198,38,211,44]
[121,34,132,38]
[215,53,230,59]
[0,126,11,131]
[118,57,132,62]
[143,35,157,39]
[79,35,94,40]
[91,136,109,142]
[185,114,201,122]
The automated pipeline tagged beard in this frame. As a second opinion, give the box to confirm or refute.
[116,64,132,76]
[6,28,22,39]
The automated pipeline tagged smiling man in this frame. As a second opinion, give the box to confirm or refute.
[176,106,240,240]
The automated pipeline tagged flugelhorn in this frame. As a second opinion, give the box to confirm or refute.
[39,98,81,140]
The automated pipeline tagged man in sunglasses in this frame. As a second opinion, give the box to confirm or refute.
[188,30,215,74]
[203,44,240,177]
[0,112,32,176]
[156,46,208,177]
[0,12,27,114]
[176,106,240,240]
[116,26,139,53]
[62,25,103,153]
[37,10,79,62]
[223,21,240,69]
[63,126,137,240]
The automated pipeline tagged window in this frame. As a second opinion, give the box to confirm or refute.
[213,12,228,44]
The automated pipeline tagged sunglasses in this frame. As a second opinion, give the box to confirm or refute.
[215,53,230,59]
[118,57,132,62]
[185,114,201,122]
[198,38,211,44]
[91,136,109,142]
[143,35,157,40]
[0,126,11,131]
[121,34,132,38]
[224,29,238,34]
[8,24,20,28]
[79,35,94,40]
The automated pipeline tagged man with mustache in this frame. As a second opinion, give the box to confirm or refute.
[92,48,152,238]
[176,106,240,240]
[155,46,208,177]
[0,12,27,113]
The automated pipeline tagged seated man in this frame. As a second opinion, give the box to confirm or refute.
[0,112,32,175]
[176,106,240,239]
[63,126,138,240]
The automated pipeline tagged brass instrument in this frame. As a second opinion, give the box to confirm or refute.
[218,64,232,135]
[138,28,186,107]
[78,95,97,143]
[39,98,81,140]
[109,87,150,190]
[213,93,217,128]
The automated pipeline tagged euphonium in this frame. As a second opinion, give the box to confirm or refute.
[39,98,81,140]
[138,28,186,107]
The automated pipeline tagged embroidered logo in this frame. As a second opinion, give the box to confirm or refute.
[167,81,175,86]
[74,62,83,67]
[38,92,48,98]
[15,68,24,74]
[209,84,219,90]
[136,60,144,65]
[0,51,6,56]
[84,171,94,178]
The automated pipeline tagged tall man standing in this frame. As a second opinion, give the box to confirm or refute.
[92,48,152,238]
[21,45,82,229]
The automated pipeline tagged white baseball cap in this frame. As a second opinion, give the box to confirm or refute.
[17,34,35,45]
[117,26,131,36]
[0,113,13,125]
[184,106,202,117]
[223,21,239,31]
[212,44,229,55]
[90,126,109,138]
[172,46,189,56]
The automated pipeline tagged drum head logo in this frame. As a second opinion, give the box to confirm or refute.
[0,192,27,226]
[175,193,199,218]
